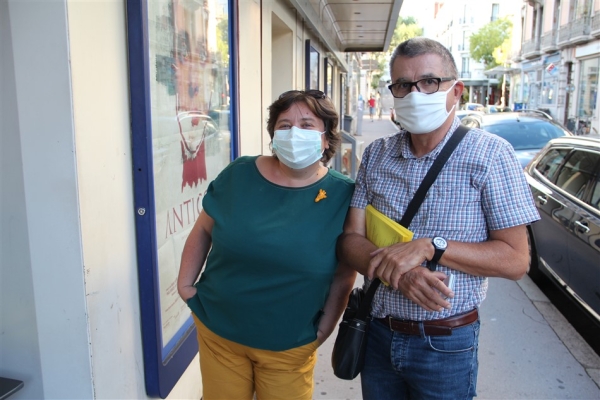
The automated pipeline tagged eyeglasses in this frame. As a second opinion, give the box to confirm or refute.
[279,89,326,100]
[388,77,455,98]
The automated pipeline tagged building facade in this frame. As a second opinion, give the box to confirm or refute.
[515,0,599,133]
[426,0,523,108]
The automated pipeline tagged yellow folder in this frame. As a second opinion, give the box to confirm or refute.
[365,204,413,247]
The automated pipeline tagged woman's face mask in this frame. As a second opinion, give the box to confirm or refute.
[272,126,324,169]
[393,82,457,134]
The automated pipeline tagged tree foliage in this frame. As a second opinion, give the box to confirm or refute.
[469,17,512,68]
[388,17,423,52]
[365,16,423,89]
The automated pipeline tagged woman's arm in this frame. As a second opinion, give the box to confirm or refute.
[177,210,214,301]
[316,262,357,344]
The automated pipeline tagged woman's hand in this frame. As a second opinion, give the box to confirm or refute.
[178,285,197,302]
[177,210,214,303]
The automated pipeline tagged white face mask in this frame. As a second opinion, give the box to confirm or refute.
[272,126,324,169]
[393,83,457,134]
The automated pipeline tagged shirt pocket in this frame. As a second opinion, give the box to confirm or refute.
[427,184,484,234]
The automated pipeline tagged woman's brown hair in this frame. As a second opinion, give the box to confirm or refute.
[267,90,340,164]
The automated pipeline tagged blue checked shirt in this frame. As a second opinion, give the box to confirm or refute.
[351,118,540,321]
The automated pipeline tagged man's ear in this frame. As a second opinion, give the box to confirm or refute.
[453,81,465,101]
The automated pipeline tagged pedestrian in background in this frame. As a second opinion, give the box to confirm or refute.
[178,89,356,400]
[368,95,376,121]
[356,94,365,135]
[337,37,540,399]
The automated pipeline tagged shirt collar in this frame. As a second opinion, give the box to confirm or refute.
[395,117,462,159]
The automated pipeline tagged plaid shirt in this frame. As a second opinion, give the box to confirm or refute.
[351,118,540,320]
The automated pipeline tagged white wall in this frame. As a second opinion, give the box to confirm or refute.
[238,0,264,156]
[67,0,202,398]
[0,1,45,398]
[3,0,94,398]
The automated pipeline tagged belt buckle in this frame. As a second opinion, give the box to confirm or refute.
[386,316,394,331]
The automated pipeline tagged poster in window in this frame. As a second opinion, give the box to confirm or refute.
[127,0,236,397]
[324,58,333,96]
[305,40,320,90]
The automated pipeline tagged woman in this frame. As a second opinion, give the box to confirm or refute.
[177,89,356,400]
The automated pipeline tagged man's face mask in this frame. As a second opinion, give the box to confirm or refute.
[393,83,457,134]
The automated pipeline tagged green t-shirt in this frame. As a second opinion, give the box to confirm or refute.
[187,155,354,351]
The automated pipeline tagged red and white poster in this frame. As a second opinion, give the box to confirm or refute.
[148,0,231,355]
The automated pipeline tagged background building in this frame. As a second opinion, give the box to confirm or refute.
[425,0,523,108]
[515,0,599,133]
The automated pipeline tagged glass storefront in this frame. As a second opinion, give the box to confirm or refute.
[577,57,599,122]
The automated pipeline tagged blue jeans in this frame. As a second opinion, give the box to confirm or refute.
[361,316,480,400]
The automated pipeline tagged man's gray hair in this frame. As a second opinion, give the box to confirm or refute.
[389,37,458,79]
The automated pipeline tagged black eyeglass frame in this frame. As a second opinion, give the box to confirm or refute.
[278,89,327,100]
[387,77,455,98]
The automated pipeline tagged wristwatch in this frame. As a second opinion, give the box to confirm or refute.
[427,236,448,271]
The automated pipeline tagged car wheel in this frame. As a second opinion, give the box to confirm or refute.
[526,225,542,281]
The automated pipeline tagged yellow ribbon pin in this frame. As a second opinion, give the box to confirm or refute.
[315,189,327,202]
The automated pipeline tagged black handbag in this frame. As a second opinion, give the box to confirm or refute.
[331,125,469,380]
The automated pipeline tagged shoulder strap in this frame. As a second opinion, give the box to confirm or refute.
[368,125,470,298]
[399,125,469,228]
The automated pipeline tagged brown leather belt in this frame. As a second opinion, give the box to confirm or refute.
[375,309,478,336]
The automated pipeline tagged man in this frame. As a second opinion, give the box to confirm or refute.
[368,95,376,121]
[337,37,539,399]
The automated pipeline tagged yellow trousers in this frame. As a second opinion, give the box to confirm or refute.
[193,315,319,400]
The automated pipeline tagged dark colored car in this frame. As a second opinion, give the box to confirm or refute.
[460,111,572,168]
[525,135,600,323]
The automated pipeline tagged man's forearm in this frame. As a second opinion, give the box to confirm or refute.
[336,232,378,276]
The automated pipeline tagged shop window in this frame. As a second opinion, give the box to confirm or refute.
[577,57,599,121]
[127,0,236,396]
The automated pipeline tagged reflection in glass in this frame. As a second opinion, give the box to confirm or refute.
[148,0,231,360]
[578,57,599,121]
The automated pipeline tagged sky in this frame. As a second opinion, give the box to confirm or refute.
[400,0,435,21]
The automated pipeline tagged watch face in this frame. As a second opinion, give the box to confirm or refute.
[433,237,447,249]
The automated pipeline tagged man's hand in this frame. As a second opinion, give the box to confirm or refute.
[368,238,433,287]
[397,268,454,312]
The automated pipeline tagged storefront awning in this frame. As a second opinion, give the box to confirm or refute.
[289,0,403,53]
[483,66,521,76]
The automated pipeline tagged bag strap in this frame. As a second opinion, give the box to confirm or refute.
[399,125,469,227]
[364,125,470,306]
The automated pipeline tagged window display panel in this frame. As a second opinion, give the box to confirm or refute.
[127,0,234,397]
[578,57,599,122]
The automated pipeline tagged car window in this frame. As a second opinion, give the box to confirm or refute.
[485,121,566,150]
[535,148,570,181]
[555,150,600,199]
[589,174,600,211]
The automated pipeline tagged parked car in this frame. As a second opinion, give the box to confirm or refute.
[461,102,485,111]
[485,105,512,113]
[456,110,485,120]
[525,135,600,323]
[460,111,572,168]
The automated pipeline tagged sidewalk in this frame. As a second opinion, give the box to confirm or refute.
[314,276,600,400]
[351,112,399,158]
[314,114,600,399]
